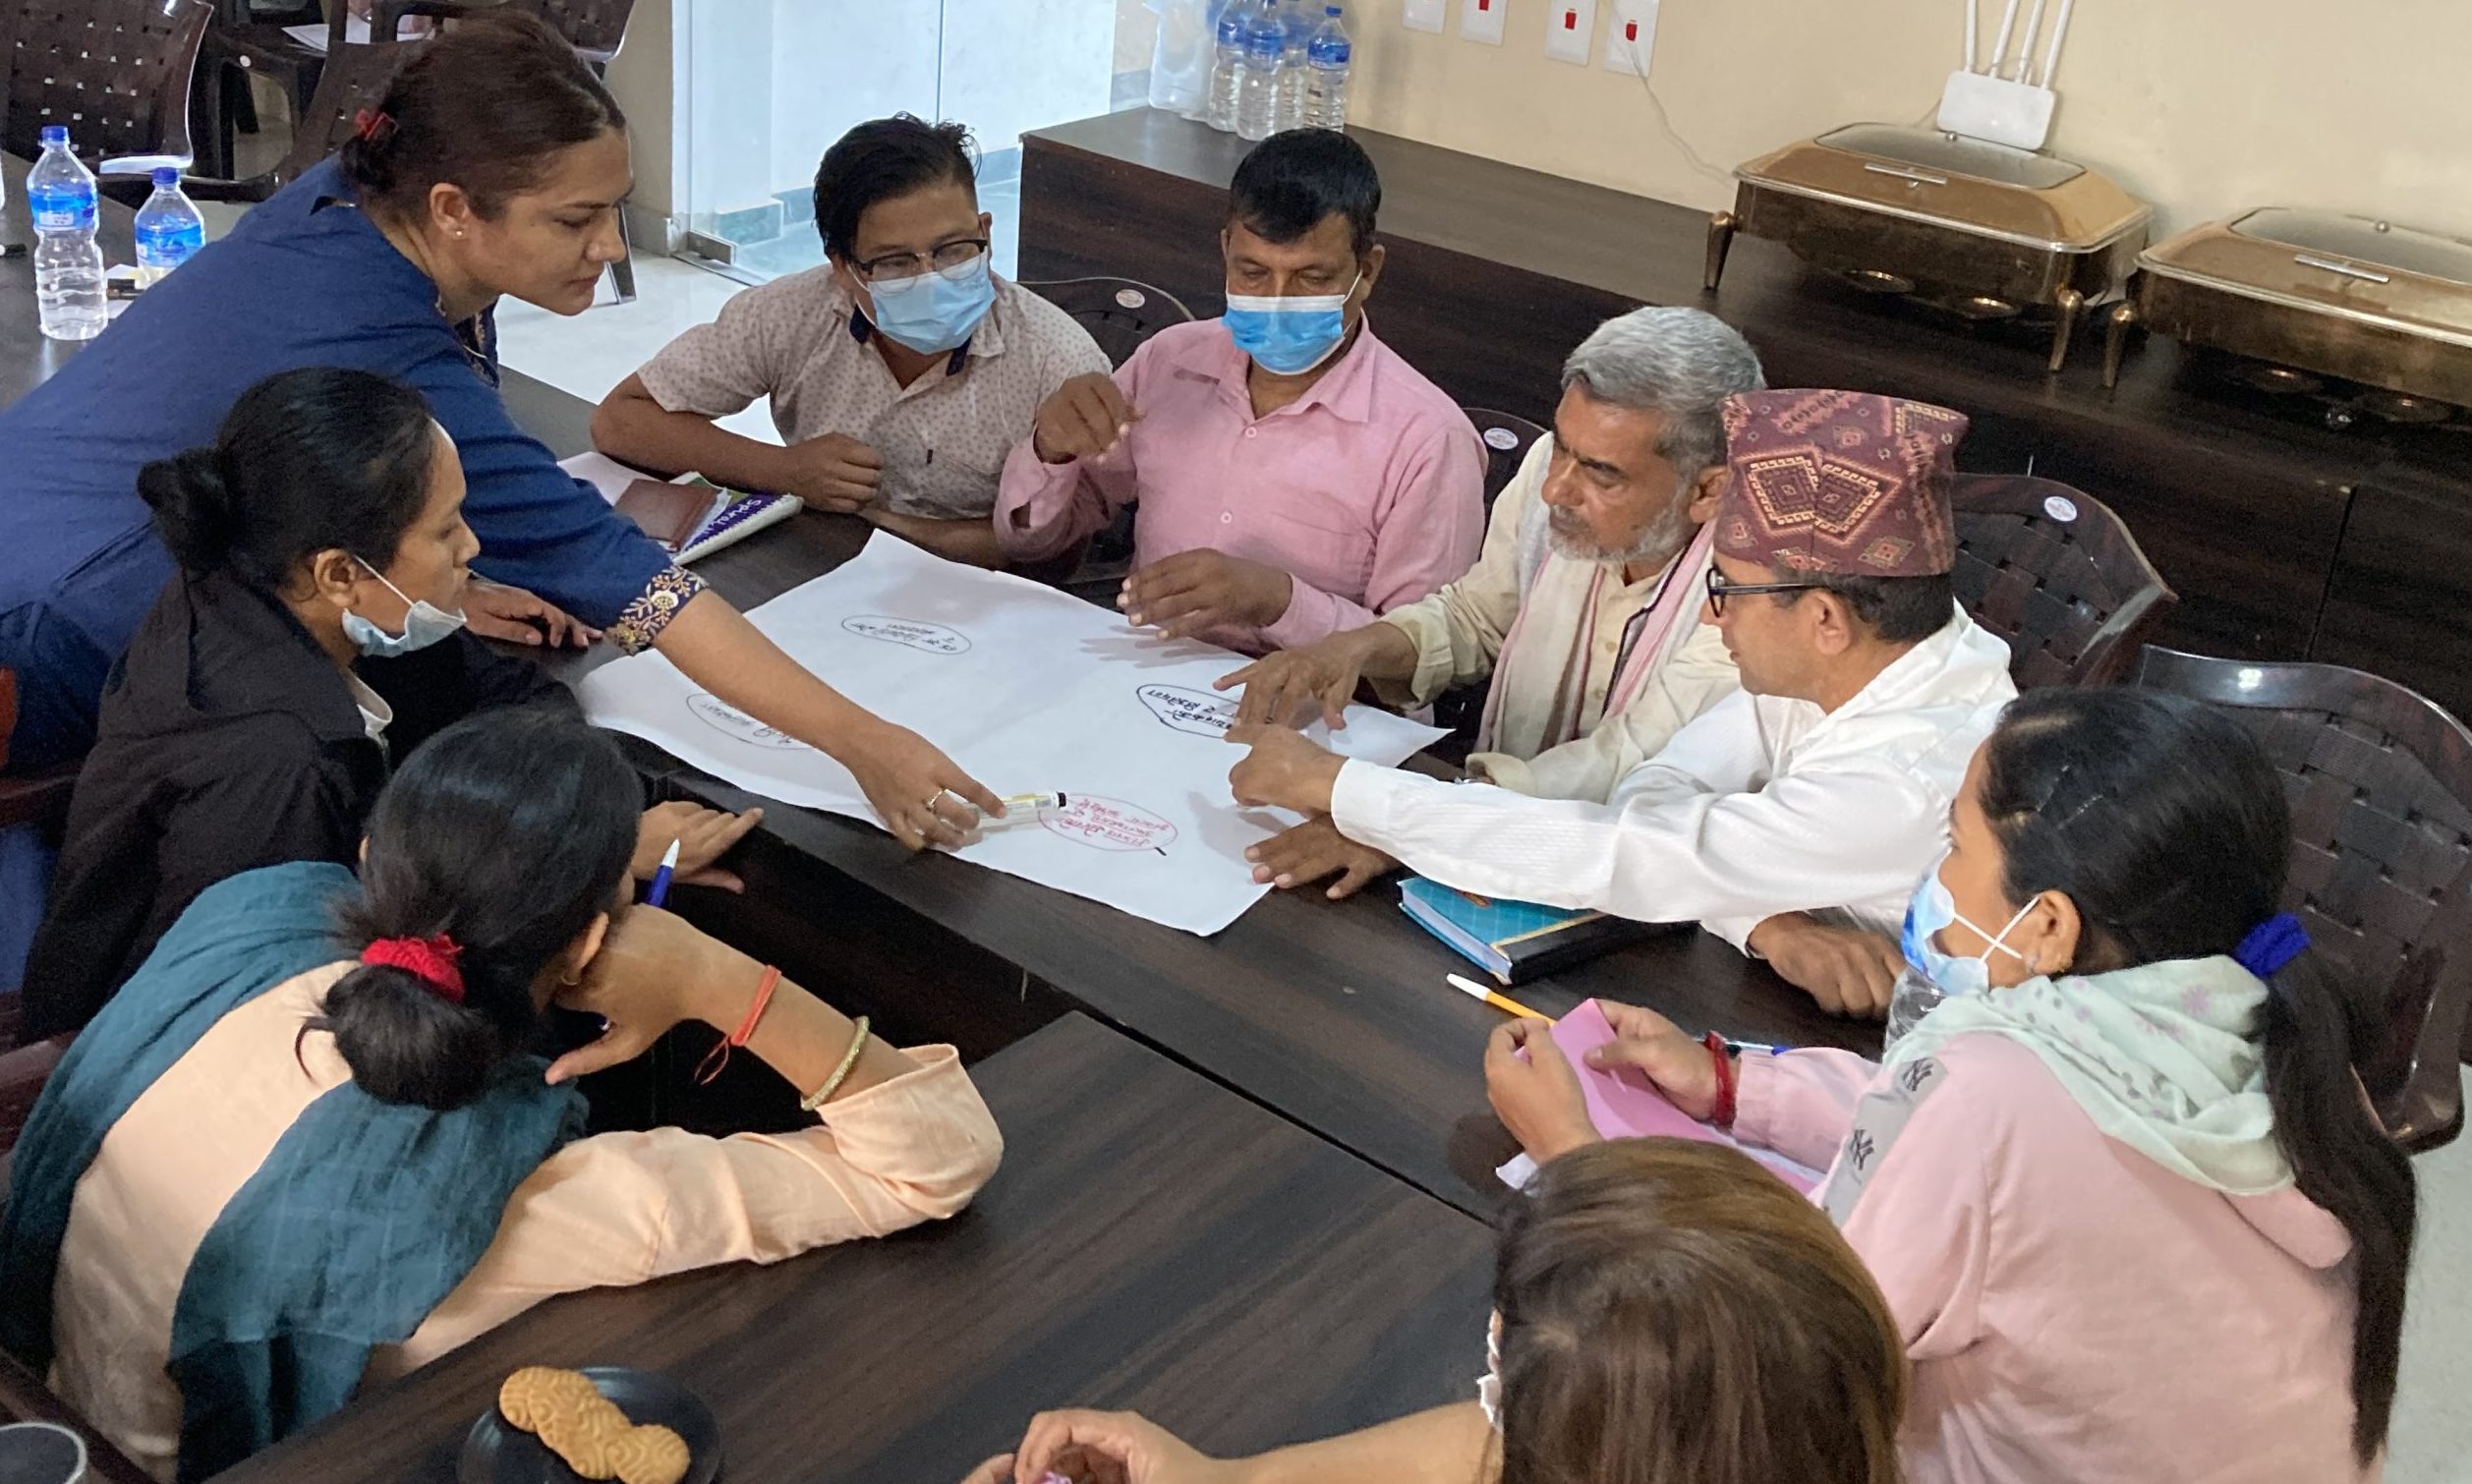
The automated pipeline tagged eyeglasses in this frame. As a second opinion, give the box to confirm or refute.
[1704,567,1831,616]
[853,238,990,283]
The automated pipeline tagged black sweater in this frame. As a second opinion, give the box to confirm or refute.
[19,571,572,1041]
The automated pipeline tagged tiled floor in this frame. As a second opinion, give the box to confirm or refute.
[197,92,2472,1483]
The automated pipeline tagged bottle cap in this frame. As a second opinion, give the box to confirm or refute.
[38,125,67,146]
[151,166,180,189]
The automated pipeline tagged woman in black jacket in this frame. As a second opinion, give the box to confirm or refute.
[20,369,757,1040]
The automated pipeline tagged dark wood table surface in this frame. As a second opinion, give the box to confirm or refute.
[0,151,135,409]
[216,1012,1497,1484]
[504,371,1880,1224]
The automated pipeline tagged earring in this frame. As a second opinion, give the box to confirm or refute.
[558,969,580,987]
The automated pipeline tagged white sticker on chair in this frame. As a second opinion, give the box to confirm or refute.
[2042,494,2079,523]
[1483,427,1522,450]
[1115,288,1147,309]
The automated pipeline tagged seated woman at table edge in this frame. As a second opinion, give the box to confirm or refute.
[0,12,996,849]
[1487,686,2411,1484]
[963,1138,1905,1484]
[1228,389,2017,1019]
[592,115,1111,570]
[994,129,1484,653]
[1219,305,1763,899]
[0,709,1003,1484]
[16,369,758,1044]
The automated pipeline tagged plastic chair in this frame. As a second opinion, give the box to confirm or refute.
[1,0,213,199]
[2134,645,2472,1152]
[1020,277,1197,371]
[184,7,425,201]
[1462,407,1546,512]
[1950,472,2176,689]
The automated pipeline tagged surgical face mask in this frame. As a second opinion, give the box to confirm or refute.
[342,559,466,659]
[866,254,997,355]
[1224,272,1359,375]
[1899,853,2038,998]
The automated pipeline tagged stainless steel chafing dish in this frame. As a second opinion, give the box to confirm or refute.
[2103,208,2472,426]
[1705,123,2152,371]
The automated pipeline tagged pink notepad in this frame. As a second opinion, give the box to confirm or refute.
[1497,999,1824,1193]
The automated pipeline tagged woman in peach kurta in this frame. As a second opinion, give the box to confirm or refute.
[1,711,1001,1482]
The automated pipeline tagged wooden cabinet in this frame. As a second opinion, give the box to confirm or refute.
[1022,111,2472,697]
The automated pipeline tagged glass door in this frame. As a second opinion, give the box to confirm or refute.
[675,0,1159,284]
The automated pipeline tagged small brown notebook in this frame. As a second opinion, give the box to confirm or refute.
[613,480,723,552]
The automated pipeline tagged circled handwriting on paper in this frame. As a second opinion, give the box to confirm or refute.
[686,693,814,751]
[1037,794,1178,855]
[841,615,970,655]
[1136,683,1236,738]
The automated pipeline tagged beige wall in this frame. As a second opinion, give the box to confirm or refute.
[1347,0,2472,241]
[606,0,674,217]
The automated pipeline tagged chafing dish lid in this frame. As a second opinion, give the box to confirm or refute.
[2140,208,2472,347]
[1737,125,2151,253]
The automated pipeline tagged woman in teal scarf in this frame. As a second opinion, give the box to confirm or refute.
[0,710,1001,1481]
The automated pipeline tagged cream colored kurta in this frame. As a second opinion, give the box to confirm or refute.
[47,966,1002,1481]
[1374,437,1738,803]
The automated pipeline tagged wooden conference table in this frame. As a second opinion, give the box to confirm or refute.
[502,371,1881,1227]
[220,1012,1497,1483]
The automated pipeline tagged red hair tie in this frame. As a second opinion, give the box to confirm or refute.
[361,935,465,1003]
[354,108,396,144]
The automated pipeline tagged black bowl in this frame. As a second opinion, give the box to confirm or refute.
[458,1367,721,1484]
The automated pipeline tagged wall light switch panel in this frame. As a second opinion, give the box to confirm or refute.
[1603,0,1656,75]
[1461,0,1506,44]
[1543,0,1597,64]
[1404,0,1446,32]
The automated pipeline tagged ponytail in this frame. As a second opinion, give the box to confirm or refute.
[139,368,437,594]
[308,709,642,1112]
[137,446,244,575]
[1982,688,2418,1464]
[306,961,508,1110]
[2261,957,2415,1464]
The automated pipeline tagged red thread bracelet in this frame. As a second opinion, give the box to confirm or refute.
[1701,1031,1738,1129]
[695,965,782,1085]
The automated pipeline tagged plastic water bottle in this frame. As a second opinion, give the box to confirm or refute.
[1274,0,1312,132]
[26,126,107,342]
[1206,0,1249,132]
[133,167,206,288]
[1235,6,1284,142]
[1883,967,1943,1048]
[1304,6,1352,130]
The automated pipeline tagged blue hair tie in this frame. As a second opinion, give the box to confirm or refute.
[2234,912,2310,978]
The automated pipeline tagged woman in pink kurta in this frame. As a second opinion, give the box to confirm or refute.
[1487,687,2414,1484]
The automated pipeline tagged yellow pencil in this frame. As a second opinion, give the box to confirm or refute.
[1447,972,1550,1021]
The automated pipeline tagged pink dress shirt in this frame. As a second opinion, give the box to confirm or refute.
[1736,1034,2370,1484]
[994,317,1485,652]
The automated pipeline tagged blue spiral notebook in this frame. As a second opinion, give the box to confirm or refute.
[1398,877,1655,985]
[565,453,801,566]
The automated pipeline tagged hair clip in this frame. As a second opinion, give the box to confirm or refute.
[353,108,398,144]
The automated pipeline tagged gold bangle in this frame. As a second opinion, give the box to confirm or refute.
[799,1015,871,1113]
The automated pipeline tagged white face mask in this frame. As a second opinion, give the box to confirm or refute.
[341,559,465,659]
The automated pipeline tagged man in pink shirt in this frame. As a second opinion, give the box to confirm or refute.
[995,131,1485,654]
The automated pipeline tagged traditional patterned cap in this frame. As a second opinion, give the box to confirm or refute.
[1714,389,1969,577]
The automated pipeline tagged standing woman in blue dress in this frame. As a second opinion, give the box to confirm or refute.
[0,13,998,844]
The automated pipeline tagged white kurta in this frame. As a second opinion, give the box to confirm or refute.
[1374,437,1739,803]
[1330,606,2018,948]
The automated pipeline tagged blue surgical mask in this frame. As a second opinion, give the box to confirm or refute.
[1899,853,2038,998]
[1224,272,1360,375]
[866,255,997,355]
[342,559,466,659]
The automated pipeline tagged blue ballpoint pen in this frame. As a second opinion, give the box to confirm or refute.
[646,838,680,908]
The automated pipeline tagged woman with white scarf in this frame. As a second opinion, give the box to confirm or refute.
[1484,687,2414,1483]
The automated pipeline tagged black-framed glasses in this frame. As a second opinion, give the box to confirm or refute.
[853,238,990,283]
[1704,566,1831,615]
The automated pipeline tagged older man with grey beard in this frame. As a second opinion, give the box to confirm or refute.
[1217,306,1763,899]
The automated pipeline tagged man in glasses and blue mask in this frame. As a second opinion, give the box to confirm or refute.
[996,130,1484,653]
[1224,390,2018,1019]
[595,116,1112,567]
